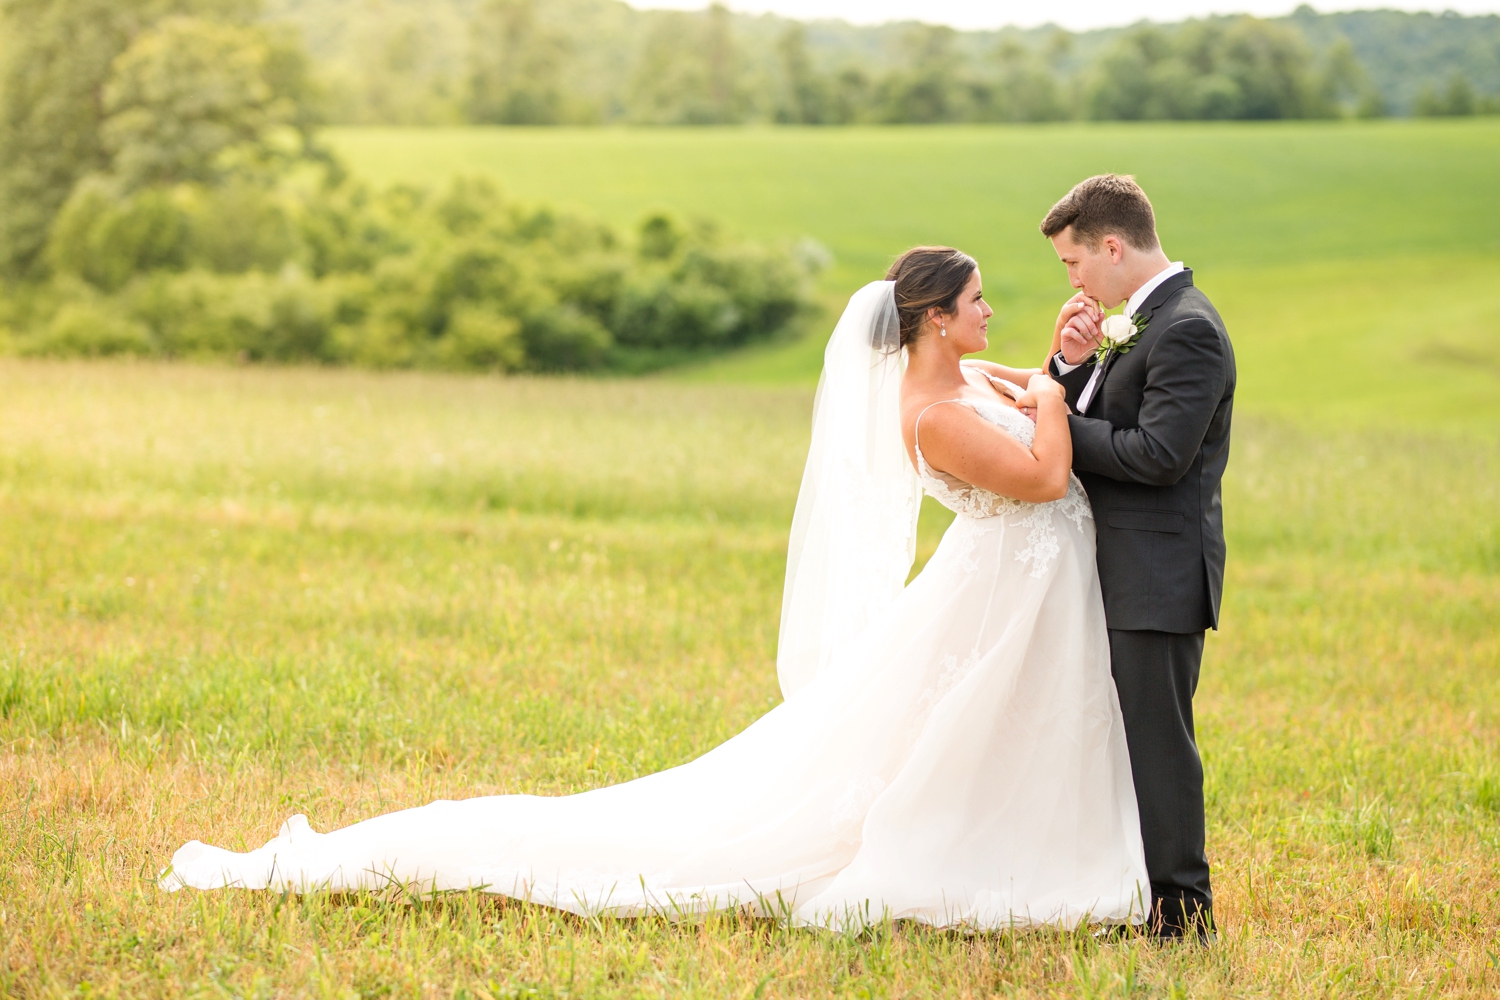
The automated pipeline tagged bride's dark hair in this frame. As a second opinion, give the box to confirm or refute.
[885,246,978,350]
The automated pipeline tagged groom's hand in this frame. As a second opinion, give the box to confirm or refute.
[1015,372,1067,422]
[1056,293,1103,366]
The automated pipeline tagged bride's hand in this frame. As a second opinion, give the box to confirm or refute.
[1015,373,1066,422]
[1055,293,1103,365]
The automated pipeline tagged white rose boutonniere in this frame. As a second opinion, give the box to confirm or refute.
[1093,309,1148,365]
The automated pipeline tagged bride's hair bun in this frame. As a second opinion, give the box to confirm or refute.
[885,246,978,350]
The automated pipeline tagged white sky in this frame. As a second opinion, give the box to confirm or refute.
[631,1,1500,32]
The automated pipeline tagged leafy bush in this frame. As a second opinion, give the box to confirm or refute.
[23,302,154,358]
[13,178,820,372]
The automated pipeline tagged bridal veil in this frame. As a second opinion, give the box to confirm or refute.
[777,280,921,697]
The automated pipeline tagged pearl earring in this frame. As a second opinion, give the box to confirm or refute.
[940,324,947,337]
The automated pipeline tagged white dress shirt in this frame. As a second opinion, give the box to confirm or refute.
[1055,261,1185,414]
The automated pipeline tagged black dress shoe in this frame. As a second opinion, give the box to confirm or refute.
[1150,896,1216,943]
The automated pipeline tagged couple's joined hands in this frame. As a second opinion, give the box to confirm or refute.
[1014,371,1066,422]
[1056,292,1104,366]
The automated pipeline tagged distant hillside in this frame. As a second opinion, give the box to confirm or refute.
[261,0,1500,123]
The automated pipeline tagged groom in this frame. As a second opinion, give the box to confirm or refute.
[1040,175,1234,939]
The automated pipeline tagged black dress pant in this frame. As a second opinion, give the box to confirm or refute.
[1107,628,1213,932]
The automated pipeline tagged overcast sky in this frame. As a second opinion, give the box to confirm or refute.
[632,1,1500,32]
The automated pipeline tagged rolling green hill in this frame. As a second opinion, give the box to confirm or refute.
[327,120,1500,430]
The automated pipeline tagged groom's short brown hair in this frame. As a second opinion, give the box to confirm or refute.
[1040,174,1159,251]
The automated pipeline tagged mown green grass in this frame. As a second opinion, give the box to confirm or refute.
[328,121,1500,428]
[0,359,1496,998]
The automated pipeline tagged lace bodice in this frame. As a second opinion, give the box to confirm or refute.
[913,393,1091,524]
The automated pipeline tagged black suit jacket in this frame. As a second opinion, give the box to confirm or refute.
[1050,269,1235,633]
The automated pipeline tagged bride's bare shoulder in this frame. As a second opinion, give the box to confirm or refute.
[900,394,979,447]
[902,385,962,417]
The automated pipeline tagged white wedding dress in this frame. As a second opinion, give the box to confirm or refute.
[164,282,1148,930]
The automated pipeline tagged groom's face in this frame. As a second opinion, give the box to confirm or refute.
[1050,228,1127,309]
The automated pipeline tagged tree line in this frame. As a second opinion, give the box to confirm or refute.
[471,7,1387,125]
[273,0,1500,126]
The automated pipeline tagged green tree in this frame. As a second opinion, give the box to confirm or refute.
[702,4,738,123]
[1087,27,1178,120]
[1412,75,1481,116]
[1217,17,1326,118]
[1089,17,1329,121]
[1357,90,1389,119]
[328,16,462,127]
[34,9,325,289]
[101,17,316,190]
[830,68,872,124]
[776,23,830,124]
[464,0,569,125]
[1415,83,1441,115]
[1444,73,1476,115]
[628,14,700,123]
[985,38,1068,122]
[0,0,264,277]
[879,25,961,123]
[629,7,745,125]
[1317,37,1371,117]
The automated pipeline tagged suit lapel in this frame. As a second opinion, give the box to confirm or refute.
[1089,269,1195,407]
[1134,268,1194,325]
[1094,345,1123,393]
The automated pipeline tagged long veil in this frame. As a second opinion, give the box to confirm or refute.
[777,280,921,698]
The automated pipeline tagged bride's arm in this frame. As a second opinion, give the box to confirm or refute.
[961,359,1043,386]
[914,376,1072,504]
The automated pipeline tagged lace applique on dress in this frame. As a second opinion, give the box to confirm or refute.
[902,648,984,753]
[919,650,979,710]
[912,396,1093,578]
[1055,481,1092,533]
[947,515,998,574]
[1011,506,1062,579]
[831,776,887,842]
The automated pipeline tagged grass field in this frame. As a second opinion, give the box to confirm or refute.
[2,121,1499,998]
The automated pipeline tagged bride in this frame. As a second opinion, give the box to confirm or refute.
[164,246,1148,930]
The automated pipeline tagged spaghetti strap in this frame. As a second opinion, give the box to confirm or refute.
[913,399,975,474]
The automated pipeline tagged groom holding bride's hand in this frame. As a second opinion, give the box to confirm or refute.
[1040,175,1235,939]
